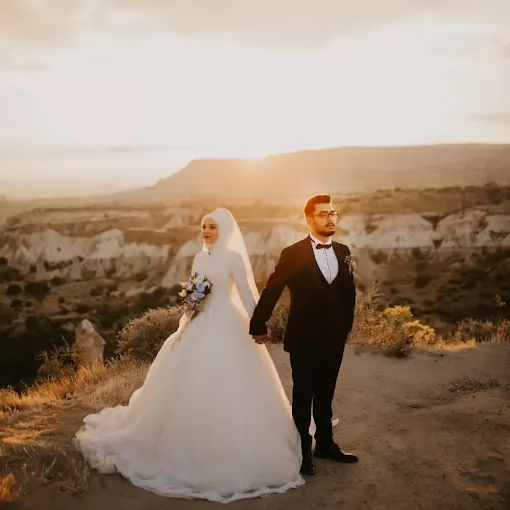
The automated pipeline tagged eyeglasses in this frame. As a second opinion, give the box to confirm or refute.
[314,211,339,220]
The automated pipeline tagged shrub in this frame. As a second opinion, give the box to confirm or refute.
[366,306,436,356]
[414,272,432,288]
[76,303,90,313]
[90,286,103,297]
[24,281,50,300]
[348,284,436,357]
[51,276,66,286]
[6,283,22,296]
[369,250,388,265]
[411,247,426,260]
[453,315,510,344]
[116,305,184,361]
[36,342,80,381]
[135,271,148,282]
[267,304,289,341]
[0,265,22,283]
[9,299,23,309]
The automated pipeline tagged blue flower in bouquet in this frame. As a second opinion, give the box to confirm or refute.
[179,272,213,311]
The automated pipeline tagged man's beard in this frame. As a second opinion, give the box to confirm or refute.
[317,228,335,237]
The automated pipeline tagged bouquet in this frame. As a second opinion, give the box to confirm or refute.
[178,272,213,312]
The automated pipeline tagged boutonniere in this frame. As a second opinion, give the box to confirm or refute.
[344,254,355,276]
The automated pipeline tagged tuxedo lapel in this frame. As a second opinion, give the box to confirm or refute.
[300,236,326,289]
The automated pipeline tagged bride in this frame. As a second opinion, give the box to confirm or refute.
[73,208,304,503]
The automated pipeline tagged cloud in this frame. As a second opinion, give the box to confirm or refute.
[471,113,510,126]
[0,0,90,67]
[1,0,509,68]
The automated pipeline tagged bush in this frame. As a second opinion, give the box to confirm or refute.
[414,272,432,289]
[36,342,80,381]
[365,306,436,356]
[135,271,148,282]
[369,250,388,265]
[116,305,184,361]
[267,304,289,341]
[453,313,510,344]
[6,283,22,296]
[24,281,50,300]
[411,247,426,260]
[0,265,22,283]
[90,286,103,297]
[51,276,66,286]
[10,299,23,309]
[76,303,90,313]
[348,284,436,357]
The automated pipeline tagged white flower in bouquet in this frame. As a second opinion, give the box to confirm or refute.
[179,272,213,314]
[193,274,205,285]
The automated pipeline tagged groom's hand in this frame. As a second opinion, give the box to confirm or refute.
[252,334,268,344]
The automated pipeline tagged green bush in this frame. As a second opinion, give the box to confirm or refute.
[116,305,184,361]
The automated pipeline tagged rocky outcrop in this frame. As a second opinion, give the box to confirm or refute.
[1,207,508,291]
[74,319,106,365]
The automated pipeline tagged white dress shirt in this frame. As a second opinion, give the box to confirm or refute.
[310,235,339,284]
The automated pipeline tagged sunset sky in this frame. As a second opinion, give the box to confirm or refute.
[0,0,509,196]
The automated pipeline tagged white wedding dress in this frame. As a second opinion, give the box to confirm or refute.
[74,209,304,503]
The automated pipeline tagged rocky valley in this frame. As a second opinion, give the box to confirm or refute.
[1,183,509,388]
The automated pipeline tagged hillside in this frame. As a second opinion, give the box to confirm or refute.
[1,185,509,388]
[124,143,510,201]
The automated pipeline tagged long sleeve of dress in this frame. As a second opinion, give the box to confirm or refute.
[229,252,257,318]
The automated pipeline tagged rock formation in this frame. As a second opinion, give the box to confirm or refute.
[74,319,106,365]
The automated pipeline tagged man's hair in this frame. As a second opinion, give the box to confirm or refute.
[303,194,331,217]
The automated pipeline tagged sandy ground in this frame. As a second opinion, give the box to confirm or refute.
[4,343,510,510]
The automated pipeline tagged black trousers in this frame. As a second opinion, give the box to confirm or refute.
[289,338,346,453]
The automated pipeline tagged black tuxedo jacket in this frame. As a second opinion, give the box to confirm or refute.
[249,236,356,353]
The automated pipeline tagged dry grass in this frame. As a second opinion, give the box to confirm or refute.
[0,357,148,417]
[0,444,95,504]
[0,473,21,505]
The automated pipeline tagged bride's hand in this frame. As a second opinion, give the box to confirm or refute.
[252,334,268,344]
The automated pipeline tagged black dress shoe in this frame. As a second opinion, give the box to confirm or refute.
[314,443,359,463]
[300,454,316,476]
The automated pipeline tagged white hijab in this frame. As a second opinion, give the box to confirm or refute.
[201,208,259,300]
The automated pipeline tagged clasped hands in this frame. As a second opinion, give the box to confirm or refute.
[252,334,268,345]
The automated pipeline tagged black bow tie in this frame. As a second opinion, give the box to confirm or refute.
[315,243,332,250]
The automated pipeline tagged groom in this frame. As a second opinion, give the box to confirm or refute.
[250,194,358,476]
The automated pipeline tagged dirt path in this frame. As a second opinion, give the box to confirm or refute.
[6,343,510,510]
